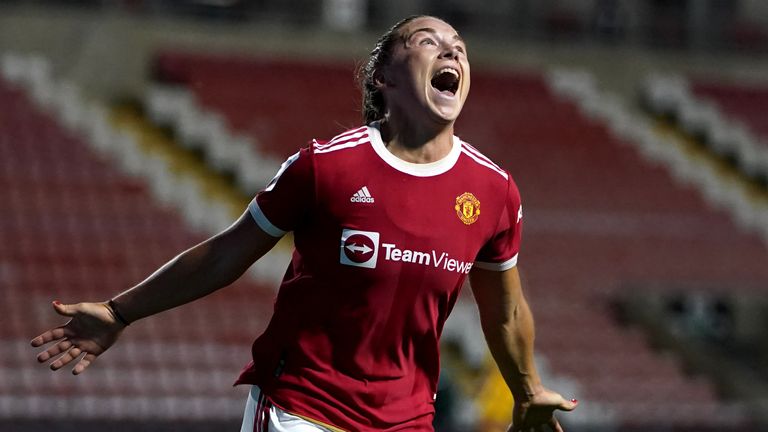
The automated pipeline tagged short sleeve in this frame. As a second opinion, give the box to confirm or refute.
[474,177,523,271]
[248,147,314,237]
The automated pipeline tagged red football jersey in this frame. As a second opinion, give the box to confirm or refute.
[236,124,522,431]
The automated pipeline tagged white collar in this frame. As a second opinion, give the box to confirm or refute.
[367,122,462,177]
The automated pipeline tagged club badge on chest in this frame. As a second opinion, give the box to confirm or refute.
[455,192,480,225]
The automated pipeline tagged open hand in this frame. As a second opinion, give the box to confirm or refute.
[509,387,578,432]
[31,301,125,375]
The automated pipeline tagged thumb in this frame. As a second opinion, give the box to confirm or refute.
[52,300,77,317]
[558,398,579,412]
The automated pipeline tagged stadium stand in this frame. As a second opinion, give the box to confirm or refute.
[152,51,363,159]
[3,1,768,430]
[691,79,768,143]
[640,74,768,249]
[0,60,280,423]
[3,49,767,430]
[146,51,768,428]
[642,74,768,183]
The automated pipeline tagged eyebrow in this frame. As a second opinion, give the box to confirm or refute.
[407,27,465,45]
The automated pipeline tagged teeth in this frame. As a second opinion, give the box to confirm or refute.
[436,68,459,78]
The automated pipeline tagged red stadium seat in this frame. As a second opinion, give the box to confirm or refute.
[148,52,768,427]
[0,76,274,415]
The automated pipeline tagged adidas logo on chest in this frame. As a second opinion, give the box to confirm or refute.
[350,186,375,203]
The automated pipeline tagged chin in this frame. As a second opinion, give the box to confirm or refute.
[429,102,463,124]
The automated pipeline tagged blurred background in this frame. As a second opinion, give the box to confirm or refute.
[1,0,768,431]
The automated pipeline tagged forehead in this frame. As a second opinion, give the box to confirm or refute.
[400,17,460,40]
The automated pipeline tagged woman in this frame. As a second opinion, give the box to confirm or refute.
[32,15,577,432]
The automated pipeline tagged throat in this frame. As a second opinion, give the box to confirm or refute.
[378,116,456,163]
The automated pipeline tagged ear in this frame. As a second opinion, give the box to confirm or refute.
[373,70,390,89]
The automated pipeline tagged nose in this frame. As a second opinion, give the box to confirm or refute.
[438,42,460,60]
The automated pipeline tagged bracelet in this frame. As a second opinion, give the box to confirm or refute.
[107,299,131,326]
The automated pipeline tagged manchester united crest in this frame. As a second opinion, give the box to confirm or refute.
[455,192,480,225]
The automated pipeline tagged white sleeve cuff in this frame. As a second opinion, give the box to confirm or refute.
[473,254,518,271]
[248,200,287,238]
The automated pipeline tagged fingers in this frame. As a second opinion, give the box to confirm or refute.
[32,300,107,375]
[50,346,83,371]
[510,396,577,432]
[30,326,67,347]
[72,353,97,375]
[36,339,72,362]
[37,339,99,375]
[517,419,559,432]
[513,416,562,432]
[30,301,78,347]
[549,416,563,432]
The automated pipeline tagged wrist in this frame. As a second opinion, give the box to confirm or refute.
[106,299,131,327]
[511,380,544,403]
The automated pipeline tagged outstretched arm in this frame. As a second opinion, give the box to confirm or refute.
[107,210,279,323]
[470,266,577,432]
[31,210,280,374]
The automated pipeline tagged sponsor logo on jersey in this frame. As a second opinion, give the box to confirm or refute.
[339,228,473,274]
[381,243,474,274]
[340,229,379,268]
[455,192,480,225]
[350,186,375,203]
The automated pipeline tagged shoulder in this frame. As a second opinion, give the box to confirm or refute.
[456,138,521,206]
[457,138,511,183]
[311,125,372,156]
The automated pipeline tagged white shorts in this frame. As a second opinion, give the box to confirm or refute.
[240,386,336,432]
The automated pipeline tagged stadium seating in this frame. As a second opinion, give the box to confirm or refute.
[690,79,768,143]
[642,74,768,182]
[4,49,765,427]
[151,51,768,428]
[152,51,362,157]
[0,75,276,420]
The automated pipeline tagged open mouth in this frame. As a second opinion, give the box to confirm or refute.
[430,68,460,96]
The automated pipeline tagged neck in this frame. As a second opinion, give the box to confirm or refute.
[379,115,455,164]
